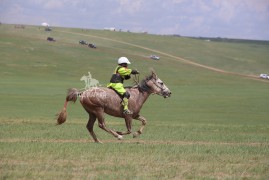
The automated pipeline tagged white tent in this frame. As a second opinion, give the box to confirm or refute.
[41,22,49,27]
[104,27,116,31]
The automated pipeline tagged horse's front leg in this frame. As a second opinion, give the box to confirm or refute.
[133,115,147,138]
[116,116,132,135]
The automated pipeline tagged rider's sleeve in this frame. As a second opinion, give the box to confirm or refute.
[118,67,132,76]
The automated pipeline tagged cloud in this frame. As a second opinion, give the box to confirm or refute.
[244,0,269,13]
[43,1,64,9]
[211,0,269,23]
[28,0,83,10]
[171,0,187,4]
[217,2,237,23]
[115,0,144,14]
[27,0,63,9]
[1,0,268,40]
[1,3,26,24]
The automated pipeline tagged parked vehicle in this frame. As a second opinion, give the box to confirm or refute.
[47,37,55,42]
[259,74,269,79]
[88,43,96,48]
[150,55,160,60]
[79,40,88,45]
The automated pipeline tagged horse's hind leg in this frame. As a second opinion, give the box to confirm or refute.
[133,115,147,138]
[96,109,123,140]
[86,113,102,143]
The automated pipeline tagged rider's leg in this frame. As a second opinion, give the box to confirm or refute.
[122,92,132,115]
[108,83,132,114]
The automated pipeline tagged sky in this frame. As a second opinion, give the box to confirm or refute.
[1,0,269,40]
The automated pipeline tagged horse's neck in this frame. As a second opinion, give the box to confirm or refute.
[132,89,150,107]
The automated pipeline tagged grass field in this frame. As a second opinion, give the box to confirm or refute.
[0,24,269,179]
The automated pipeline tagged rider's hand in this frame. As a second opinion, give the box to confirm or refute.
[131,70,139,74]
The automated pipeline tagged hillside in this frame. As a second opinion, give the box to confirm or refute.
[0,24,269,179]
[1,23,269,124]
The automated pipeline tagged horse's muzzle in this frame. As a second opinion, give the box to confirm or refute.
[163,91,172,98]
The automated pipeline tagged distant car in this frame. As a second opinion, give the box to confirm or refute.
[150,55,160,60]
[45,27,52,31]
[88,43,96,48]
[259,74,268,79]
[79,40,88,45]
[47,37,55,42]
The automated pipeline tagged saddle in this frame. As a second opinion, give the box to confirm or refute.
[108,87,124,99]
[108,86,134,99]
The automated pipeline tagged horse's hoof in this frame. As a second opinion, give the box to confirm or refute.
[133,132,139,138]
[117,135,123,140]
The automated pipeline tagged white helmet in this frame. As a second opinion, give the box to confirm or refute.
[118,57,131,64]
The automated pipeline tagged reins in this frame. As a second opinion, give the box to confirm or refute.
[133,74,140,86]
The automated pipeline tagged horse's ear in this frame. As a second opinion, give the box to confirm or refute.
[150,68,157,79]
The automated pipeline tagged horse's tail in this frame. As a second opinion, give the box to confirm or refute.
[56,88,79,125]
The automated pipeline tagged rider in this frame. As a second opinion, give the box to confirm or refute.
[107,57,139,115]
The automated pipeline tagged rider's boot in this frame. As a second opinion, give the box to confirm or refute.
[122,97,133,115]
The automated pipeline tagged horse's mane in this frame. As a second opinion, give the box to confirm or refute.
[126,71,155,92]
[137,74,153,93]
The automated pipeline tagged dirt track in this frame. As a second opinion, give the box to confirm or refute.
[1,138,268,147]
[56,30,268,83]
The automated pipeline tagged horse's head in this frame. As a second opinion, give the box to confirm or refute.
[144,71,171,98]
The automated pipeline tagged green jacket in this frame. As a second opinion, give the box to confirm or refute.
[109,66,132,84]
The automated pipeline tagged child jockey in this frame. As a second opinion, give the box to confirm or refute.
[107,57,139,114]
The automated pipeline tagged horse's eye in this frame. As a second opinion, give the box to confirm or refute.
[159,82,164,85]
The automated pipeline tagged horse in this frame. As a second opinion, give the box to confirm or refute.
[56,71,171,143]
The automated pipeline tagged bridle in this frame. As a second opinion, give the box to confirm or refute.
[135,74,168,97]
[147,76,166,96]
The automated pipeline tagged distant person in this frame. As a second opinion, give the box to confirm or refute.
[107,57,139,114]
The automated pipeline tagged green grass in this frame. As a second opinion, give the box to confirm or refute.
[0,24,269,179]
